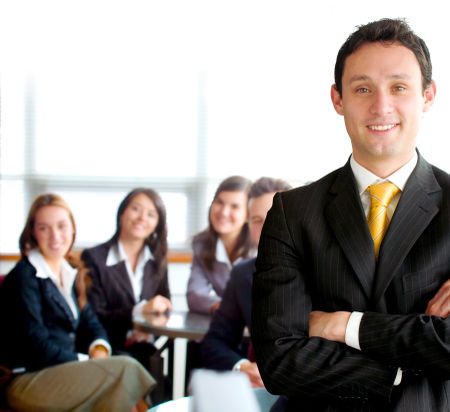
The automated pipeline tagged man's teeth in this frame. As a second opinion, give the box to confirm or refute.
[369,124,396,131]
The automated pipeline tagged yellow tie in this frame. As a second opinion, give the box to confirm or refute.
[367,182,400,258]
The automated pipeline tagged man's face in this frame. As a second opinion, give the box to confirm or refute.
[248,192,276,247]
[331,42,435,175]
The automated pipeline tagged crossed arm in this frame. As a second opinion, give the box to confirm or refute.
[253,189,450,402]
[309,279,450,342]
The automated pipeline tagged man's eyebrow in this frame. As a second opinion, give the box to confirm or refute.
[348,75,370,84]
[348,73,412,84]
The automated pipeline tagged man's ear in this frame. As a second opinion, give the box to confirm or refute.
[423,80,436,113]
[331,84,344,115]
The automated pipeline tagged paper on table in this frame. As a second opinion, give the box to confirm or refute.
[190,369,261,412]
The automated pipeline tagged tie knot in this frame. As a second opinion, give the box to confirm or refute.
[367,182,400,207]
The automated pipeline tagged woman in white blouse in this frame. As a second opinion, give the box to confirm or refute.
[81,188,171,401]
[0,193,154,411]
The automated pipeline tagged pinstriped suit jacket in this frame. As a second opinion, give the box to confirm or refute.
[252,154,450,411]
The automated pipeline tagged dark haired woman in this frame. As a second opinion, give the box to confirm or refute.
[81,188,171,390]
[187,176,255,315]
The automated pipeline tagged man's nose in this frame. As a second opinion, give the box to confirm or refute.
[369,90,394,116]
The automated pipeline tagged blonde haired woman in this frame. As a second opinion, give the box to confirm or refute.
[0,193,154,411]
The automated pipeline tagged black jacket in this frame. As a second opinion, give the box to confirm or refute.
[0,258,108,372]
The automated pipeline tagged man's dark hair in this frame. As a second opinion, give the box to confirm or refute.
[334,18,432,95]
[248,177,292,200]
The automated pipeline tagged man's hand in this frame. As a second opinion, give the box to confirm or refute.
[309,311,351,343]
[239,361,265,388]
[426,279,450,317]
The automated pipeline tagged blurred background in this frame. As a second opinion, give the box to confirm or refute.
[1,0,449,254]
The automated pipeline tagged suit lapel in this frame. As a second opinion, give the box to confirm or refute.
[43,280,78,329]
[373,155,441,304]
[141,260,157,300]
[325,163,376,299]
[109,261,136,302]
[97,240,137,303]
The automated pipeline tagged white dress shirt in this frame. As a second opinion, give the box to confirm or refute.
[106,241,155,342]
[106,240,154,304]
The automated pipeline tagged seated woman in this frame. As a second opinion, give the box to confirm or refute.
[201,177,292,388]
[187,176,254,315]
[0,193,154,412]
[81,188,171,393]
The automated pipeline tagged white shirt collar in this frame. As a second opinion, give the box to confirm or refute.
[106,241,153,303]
[215,238,246,268]
[350,151,418,195]
[28,249,77,284]
[28,249,78,318]
[215,238,230,266]
[106,240,154,268]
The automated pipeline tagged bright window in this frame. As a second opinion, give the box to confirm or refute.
[1,1,450,254]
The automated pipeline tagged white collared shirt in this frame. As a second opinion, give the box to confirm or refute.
[350,152,418,220]
[28,249,78,319]
[106,240,154,303]
[215,238,256,269]
[215,238,234,269]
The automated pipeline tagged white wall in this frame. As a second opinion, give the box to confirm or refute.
[2,1,450,282]
[1,0,449,183]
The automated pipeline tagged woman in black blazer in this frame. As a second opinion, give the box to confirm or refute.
[81,189,171,388]
[0,193,154,411]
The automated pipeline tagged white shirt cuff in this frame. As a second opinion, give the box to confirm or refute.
[88,338,112,356]
[393,368,402,386]
[132,300,147,317]
[344,311,363,350]
[344,312,401,386]
[232,359,248,371]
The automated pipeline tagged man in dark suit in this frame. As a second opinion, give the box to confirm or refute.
[252,18,450,411]
[201,177,291,387]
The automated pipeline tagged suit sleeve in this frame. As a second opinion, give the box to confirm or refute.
[359,311,450,379]
[201,270,247,370]
[75,302,109,353]
[252,193,397,402]
[155,268,171,300]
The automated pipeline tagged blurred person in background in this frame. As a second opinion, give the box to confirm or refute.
[201,177,291,388]
[0,193,154,412]
[82,188,171,403]
[187,176,254,315]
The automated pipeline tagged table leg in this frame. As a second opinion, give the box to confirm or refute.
[172,338,187,399]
